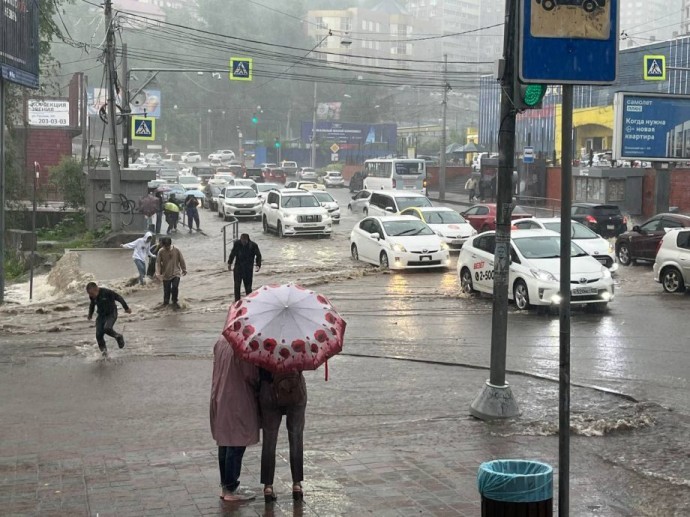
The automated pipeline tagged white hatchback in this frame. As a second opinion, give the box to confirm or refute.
[653,228,690,293]
[400,206,476,251]
[513,217,618,272]
[218,187,262,220]
[350,215,450,270]
[457,229,615,310]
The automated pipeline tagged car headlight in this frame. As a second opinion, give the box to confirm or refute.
[393,243,407,253]
[601,266,611,279]
[440,242,450,251]
[608,242,615,254]
[283,213,297,222]
[530,268,557,282]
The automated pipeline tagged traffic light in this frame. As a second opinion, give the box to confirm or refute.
[251,114,258,124]
[274,138,281,149]
[514,78,546,110]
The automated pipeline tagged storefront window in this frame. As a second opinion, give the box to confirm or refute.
[575,177,605,202]
[608,179,625,202]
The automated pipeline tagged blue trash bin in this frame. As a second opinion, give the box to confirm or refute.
[477,459,553,516]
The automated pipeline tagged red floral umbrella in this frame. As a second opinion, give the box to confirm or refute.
[222,283,346,375]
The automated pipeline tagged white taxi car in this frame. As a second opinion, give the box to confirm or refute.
[262,189,332,238]
[218,186,262,221]
[350,215,450,270]
[513,217,618,272]
[457,229,614,310]
[400,206,476,251]
[312,190,341,224]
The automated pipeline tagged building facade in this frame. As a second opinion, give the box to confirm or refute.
[621,0,681,42]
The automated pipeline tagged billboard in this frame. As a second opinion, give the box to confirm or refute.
[28,99,69,126]
[301,122,397,146]
[613,92,690,162]
[316,102,342,120]
[87,88,162,118]
[0,0,40,88]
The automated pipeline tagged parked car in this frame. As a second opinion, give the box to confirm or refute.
[280,161,298,176]
[461,203,533,232]
[262,188,332,237]
[349,215,450,270]
[514,217,618,271]
[217,186,262,221]
[208,149,236,161]
[181,152,202,163]
[367,190,432,217]
[653,228,690,293]
[297,167,318,181]
[571,203,627,238]
[348,190,372,214]
[458,229,614,311]
[321,170,345,188]
[349,171,367,192]
[616,213,690,265]
[400,206,476,251]
[312,190,341,224]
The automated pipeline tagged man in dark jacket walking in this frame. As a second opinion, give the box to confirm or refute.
[228,233,262,302]
[86,282,131,357]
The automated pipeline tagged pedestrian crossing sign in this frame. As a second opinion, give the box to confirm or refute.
[644,55,666,81]
[230,57,253,81]
[131,116,156,141]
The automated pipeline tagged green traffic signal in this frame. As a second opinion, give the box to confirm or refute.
[522,84,546,108]
[274,139,281,148]
[251,115,258,124]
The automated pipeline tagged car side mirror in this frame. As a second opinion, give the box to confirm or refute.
[632,225,641,233]
[385,207,394,212]
[269,203,278,209]
[370,232,380,240]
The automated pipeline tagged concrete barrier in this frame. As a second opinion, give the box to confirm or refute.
[64,248,136,282]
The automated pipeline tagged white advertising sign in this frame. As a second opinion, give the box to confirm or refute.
[28,99,70,127]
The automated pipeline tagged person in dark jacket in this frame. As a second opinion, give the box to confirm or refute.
[227,233,262,302]
[86,282,131,357]
[185,194,201,233]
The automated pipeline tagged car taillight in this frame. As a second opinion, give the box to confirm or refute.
[584,215,596,224]
[623,216,628,225]
[656,240,663,255]
[392,178,397,188]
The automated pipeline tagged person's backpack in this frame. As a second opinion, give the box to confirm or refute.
[272,372,306,406]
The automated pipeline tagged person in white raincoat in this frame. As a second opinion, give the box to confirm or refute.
[121,231,156,285]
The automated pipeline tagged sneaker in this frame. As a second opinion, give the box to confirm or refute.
[116,335,125,349]
[223,488,256,502]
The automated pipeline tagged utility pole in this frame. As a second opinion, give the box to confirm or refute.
[104,0,122,230]
[80,73,88,165]
[0,78,6,304]
[469,0,520,420]
[121,43,130,168]
[310,82,318,168]
[439,53,448,202]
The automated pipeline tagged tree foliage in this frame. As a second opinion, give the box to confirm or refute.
[49,157,86,208]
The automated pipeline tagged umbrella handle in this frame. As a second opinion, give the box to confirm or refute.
[324,360,329,382]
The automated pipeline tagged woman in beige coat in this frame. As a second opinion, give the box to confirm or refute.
[210,335,260,501]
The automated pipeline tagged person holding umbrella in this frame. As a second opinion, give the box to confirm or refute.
[210,326,259,502]
[164,195,181,234]
[184,193,201,233]
[227,234,262,302]
[222,283,346,503]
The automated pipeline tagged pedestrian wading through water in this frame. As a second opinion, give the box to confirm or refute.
[86,282,131,357]
[227,233,262,302]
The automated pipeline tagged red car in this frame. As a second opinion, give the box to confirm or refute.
[462,203,533,232]
[262,167,286,183]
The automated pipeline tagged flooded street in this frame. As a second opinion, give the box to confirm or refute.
[1,188,689,515]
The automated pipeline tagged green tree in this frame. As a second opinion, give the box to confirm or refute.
[49,157,86,208]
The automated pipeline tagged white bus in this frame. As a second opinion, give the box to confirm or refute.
[363,158,426,192]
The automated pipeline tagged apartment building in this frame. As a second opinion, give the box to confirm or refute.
[621,0,681,42]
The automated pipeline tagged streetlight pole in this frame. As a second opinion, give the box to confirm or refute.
[311,82,318,168]
[439,54,448,202]
[104,0,122,230]
[30,162,39,300]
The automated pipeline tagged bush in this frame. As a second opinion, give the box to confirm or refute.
[3,252,26,280]
[49,157,86,208]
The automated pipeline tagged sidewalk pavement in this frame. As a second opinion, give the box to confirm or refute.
[0,354,669,517]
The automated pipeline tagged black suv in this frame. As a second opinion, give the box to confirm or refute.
[244,168,264,183]
[571,203,627,238]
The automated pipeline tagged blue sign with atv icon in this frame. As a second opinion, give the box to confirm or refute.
[536,0,606,13]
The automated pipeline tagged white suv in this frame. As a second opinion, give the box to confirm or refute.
[208,149,236,161]
[181,152,201,163]
[653,229,690,293]
[218,186,262,221]
[262,189,332,238]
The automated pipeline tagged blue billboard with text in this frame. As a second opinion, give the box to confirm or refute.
[614,92,690,162]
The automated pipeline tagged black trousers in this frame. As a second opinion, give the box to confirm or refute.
[218,446,246,492]
[95,312,121,351]
[163,276,180,304]
[233,268,253,302]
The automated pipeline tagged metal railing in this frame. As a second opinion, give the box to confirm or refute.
[514,195,562,217]
[221,218,239,262]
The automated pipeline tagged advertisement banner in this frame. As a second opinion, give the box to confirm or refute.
[0,0,40,88]
[301,122,397,146]
[88,88,162,118]
[317,102,342,120]
[27,99,70,126]
[614,92,690,161]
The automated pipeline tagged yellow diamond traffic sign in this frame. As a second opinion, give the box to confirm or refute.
[330,143,340,153]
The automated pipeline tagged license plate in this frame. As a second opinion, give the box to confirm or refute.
[303,223,317,227]
[420,255,432,261]
[572,287,597,295]
[607,225,614,230]
[237,211,252,215]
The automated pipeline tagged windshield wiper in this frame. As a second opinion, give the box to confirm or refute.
[394,228,419,236]
[572,252,589,257]
[536,255,561,259]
